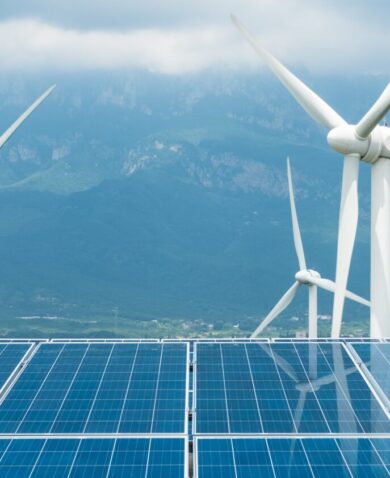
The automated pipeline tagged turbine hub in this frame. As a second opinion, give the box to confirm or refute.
[295,269,320,284]
[327,125,368,157]
[308,269,321,279]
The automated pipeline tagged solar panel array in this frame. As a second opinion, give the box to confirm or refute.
[0,339,389,477]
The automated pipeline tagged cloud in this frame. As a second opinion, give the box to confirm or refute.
[0,0,388,76]
[0,0,388,32]
[0,20,248,74]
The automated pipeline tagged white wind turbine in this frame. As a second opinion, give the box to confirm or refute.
[251,158,369,338]
[0,85,56,149]
[232,15,390,338]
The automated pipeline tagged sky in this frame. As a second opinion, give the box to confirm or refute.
[0,0,389,75]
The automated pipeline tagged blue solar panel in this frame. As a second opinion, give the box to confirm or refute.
[196,437,390,477]
[0,342,188,434]
[0,438,185,477]
[0,343,31,391]
[1,338,390,478]
[195,342,390,434]
[351,343,390,400]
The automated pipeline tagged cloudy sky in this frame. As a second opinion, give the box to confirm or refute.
[0,0,389,74]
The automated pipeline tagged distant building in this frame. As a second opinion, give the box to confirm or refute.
[296,329,307,338]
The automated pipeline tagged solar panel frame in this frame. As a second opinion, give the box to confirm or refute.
[194,436,390,478]
[272,337,334,342]
[0,341,189,436]
[0,339,45,344]
[50,338,161,343]
[273,338,385,343]
[193,341,390,436]
[344,338,384,343]
[163,338,270,343]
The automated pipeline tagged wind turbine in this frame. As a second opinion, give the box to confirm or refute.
[251,158,369,338]
[231,15,390,338]
[0,85,56,149]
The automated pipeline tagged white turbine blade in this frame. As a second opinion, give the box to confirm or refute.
[331,154,360,339]
[307,276,370,307]
[0,85,56,149]
[251,281,300,337]
[355,83,390,139]
[231,15,346,130]
[341,289,370,307]
[287,157,306,270]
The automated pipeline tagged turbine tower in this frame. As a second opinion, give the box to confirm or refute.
[0,85,56,149]
[232,15,390,338]
[251,158,370,338]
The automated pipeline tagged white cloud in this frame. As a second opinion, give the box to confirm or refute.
[0,7,388,75]
[0,20,246,74]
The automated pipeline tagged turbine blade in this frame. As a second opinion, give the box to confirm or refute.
[287,157,306,270]
[307,276,370,307]
[331,154,360,338]
[344,289,370,307]
[355,83,390,139]
[231,15,346,130]
[251,281,300,337]
[0,85,56,149]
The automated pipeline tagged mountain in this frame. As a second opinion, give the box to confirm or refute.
[0,70,379,337]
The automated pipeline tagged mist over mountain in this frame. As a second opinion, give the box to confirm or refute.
[0,70,379,336]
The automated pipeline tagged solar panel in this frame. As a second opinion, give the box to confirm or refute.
[0,437,186,477]
[194,342,390,434]
[195,437,390,477]
[0,342,188,434]
[0,338,390,478]
[350,342,390,401]
[0,343,31,391]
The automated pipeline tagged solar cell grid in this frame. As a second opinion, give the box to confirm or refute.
[0,437,186,477]
[194,342,390,434]
[195,437,390,478]
[0,342,188,435]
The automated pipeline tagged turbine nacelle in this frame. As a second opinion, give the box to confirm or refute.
[327,125,390,163]
[295,269,320,284]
